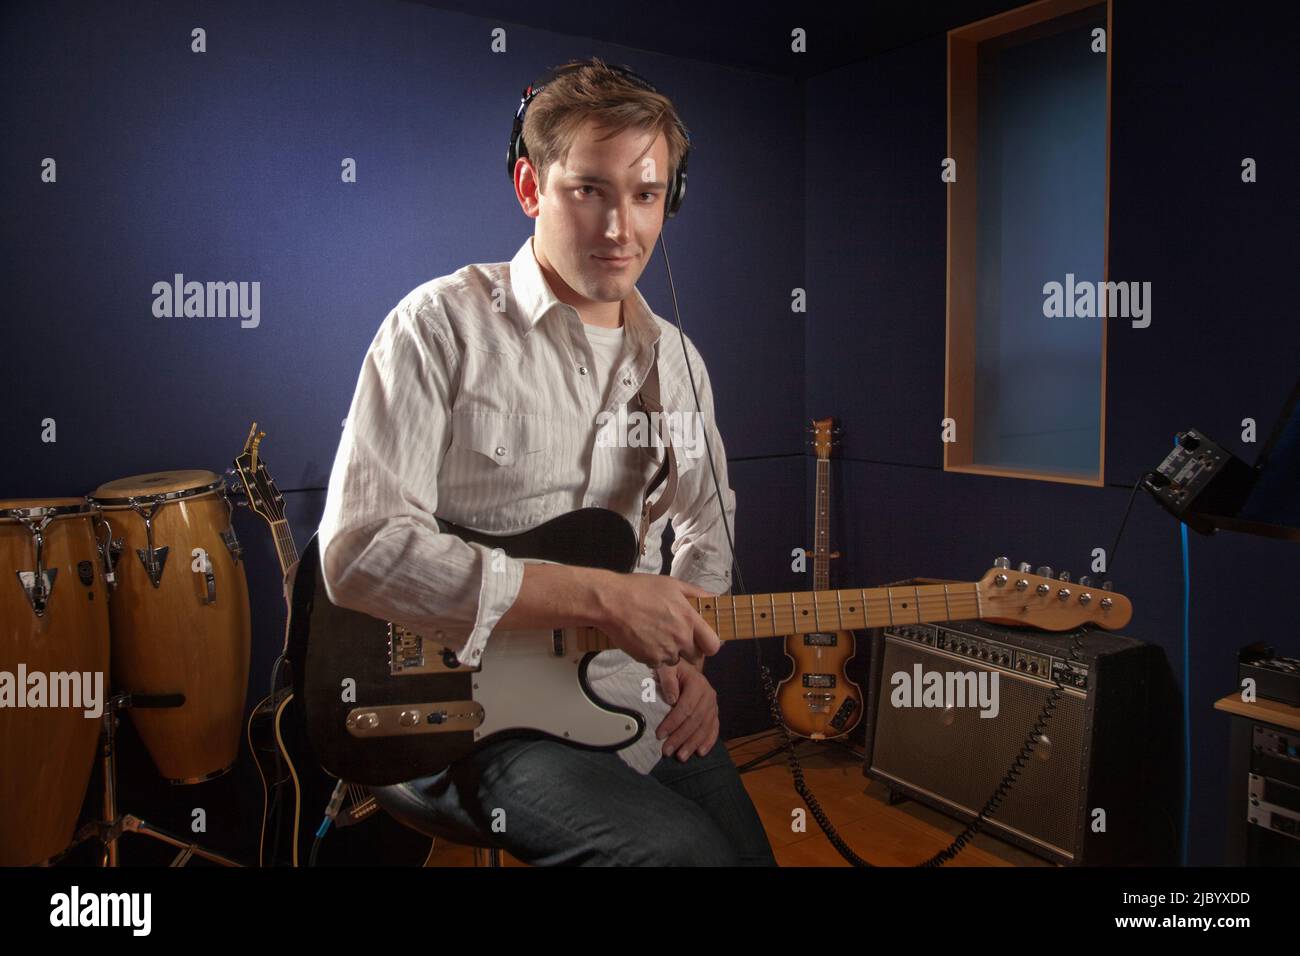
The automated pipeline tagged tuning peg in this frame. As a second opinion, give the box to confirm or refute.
[1018,562,1032,573]
[1036,566,1053,578]
[1058,571,1071,582]
[1102,580,1113,591]
[994,556,1010,569]
[1079,575,1092,587]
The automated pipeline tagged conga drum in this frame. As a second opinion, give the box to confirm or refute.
[0,499,111,866]
[88,471,250,783]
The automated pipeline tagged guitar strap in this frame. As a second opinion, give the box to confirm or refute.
[630,349,679,557]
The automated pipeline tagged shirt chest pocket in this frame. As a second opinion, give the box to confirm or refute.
[443,410,555,526]
[451,410,551,466]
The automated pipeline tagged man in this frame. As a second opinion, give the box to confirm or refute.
[317,57,776,866]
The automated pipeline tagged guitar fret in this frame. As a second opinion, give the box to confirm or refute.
[749,594,758,642]
[943,583,952,621]
[730,595,739,643]
[769,592,777,638]
[887,588,895,627]
[913,585,921,624]
[835,588,844,630]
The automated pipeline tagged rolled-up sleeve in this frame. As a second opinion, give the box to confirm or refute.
[665,342,736,596]
[317,297,525,667]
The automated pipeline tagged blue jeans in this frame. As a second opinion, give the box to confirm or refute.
[371,735,778,866]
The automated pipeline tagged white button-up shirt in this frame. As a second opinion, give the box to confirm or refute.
[317,236,736,774]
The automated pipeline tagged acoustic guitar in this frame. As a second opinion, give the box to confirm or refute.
[235,424,434,866]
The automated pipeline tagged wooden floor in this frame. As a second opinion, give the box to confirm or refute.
[421,729,1052,867]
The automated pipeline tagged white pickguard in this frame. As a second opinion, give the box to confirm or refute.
[470,627,642,748]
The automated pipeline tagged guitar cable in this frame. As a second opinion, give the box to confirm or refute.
[663,226,1157,866]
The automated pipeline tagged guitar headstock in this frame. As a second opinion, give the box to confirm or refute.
[808,417,842,461]
[976,560,1132,631]
[232,421,286,526]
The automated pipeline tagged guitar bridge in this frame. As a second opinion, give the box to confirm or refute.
[389,624,425,673]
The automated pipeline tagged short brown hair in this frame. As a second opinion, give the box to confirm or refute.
[520,57,689,195]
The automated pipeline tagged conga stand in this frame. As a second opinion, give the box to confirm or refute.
[69,692,243,867]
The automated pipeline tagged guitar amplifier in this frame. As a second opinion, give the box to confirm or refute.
[863,619,1177,865]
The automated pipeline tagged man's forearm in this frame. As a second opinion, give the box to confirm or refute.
[496,562,614,632]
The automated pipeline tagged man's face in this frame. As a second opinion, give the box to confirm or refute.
[518,118,670,310]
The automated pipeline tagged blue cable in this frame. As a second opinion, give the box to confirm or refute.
[1179,518,1191,866]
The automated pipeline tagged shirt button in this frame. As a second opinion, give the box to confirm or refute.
[578,366,588,375]
[495,446,506,456]
[622,377,631,386]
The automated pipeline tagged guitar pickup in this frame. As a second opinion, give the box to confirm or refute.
[802,673,836,688]
[803,632,838,647]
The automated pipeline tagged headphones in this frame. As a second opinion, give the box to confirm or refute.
[506,62,690,219]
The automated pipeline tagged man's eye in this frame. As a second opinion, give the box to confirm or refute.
[574,186,656,200]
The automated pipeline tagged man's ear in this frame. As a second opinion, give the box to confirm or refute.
[515,158,543,217]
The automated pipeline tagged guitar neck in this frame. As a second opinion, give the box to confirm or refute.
[270,519,299,575]
[691,584,986,641]
[813,458,830,591]
[571,582,986,650]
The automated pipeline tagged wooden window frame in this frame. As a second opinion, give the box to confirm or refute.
[944,0,1113,487]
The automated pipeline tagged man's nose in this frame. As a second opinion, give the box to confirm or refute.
[605,196,633,242]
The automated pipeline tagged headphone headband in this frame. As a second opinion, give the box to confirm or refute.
[506,61,690,219]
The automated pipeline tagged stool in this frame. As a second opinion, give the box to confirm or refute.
[372,785,504,867]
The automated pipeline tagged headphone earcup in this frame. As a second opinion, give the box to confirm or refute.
[666,169,687,218]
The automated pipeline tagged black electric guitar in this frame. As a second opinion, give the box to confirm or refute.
[235,423,434,866]
[289,506,1134,787]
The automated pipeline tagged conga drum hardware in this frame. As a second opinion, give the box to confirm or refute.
[83,502,123,594]
[3,503,78,616]
[88,476,242,588]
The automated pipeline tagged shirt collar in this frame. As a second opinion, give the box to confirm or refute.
[509,236,661,351]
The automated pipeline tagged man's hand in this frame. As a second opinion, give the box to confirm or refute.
[653,660,720,761]
[594,572,722,668]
